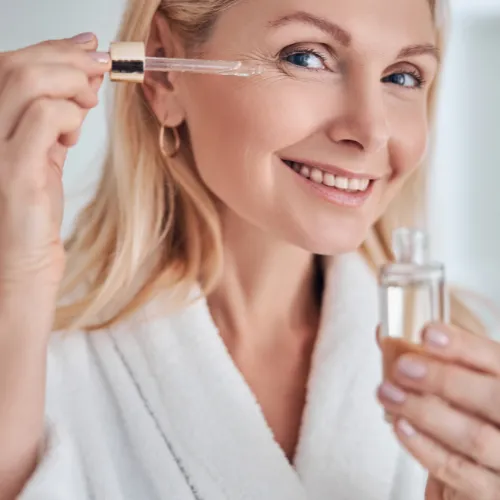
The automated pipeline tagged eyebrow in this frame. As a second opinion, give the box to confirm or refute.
[268,11,351,46]
[268,11,441,63]
[398,44,441,63]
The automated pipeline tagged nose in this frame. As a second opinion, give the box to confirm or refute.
[326,79,390,154]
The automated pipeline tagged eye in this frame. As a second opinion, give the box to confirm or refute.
[382,71,424,89]
[281,49,327,70]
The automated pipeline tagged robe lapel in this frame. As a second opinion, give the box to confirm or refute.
[107,288,307,500]
[295,253,401,500]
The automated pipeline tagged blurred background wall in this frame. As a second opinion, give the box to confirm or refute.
[1,0,499,311]
[430,0,500,309]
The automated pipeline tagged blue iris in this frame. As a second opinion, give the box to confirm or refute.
[285,52,324,69]
[383,73,420,88]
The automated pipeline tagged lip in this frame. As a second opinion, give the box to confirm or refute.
[281,159,374,208]
[281,157,381,180]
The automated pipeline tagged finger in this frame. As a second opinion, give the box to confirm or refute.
[57,76,103,148]
[59,128,82,148]
[9,98,84,174]
[421,323,500,377]
[393,416,500,500]
[89,74,105,92]
[425,477,444,499]
[378,382,500,471]
[0,64,98,140]
[0,34,109,85]
[392,353,500,427]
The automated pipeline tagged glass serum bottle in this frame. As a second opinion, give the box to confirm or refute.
[379,228,449,412]
[379,228,449,500]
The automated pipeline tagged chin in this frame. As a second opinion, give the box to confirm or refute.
[290,221,370,256]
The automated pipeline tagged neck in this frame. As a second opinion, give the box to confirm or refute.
[207,212,322,348]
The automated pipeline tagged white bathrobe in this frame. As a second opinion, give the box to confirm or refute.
[19,252,428,500]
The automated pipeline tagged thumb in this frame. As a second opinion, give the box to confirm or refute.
[425,476,443,499]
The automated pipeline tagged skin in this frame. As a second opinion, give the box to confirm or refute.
[144,0,437,462]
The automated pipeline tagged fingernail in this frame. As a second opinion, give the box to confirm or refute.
[379,382,406,404]
[397,357,427,379]
[90,51,110,64]
[424,328,450,349]
[397,418,417,437]
[71,32,95,44]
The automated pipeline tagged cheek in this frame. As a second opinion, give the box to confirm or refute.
[389,104,429,181]
[371,103,429,219]
[180,76,327,202]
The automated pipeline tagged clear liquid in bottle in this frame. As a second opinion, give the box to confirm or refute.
[379,228,448,420]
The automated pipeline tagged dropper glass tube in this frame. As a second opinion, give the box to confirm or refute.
[108,41,263,83]
[144,56,262,77]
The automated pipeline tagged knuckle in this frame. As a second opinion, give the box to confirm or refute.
[0,51,17,77]
[466,420,492,463]
[417,394,440,427]
[67,104,83,128]
[30,98,55,123]
[75,71,92,93]
[436,453,470,485]
[436,453,495,500]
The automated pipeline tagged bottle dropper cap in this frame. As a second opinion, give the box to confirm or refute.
[109,42,145,83]
[392,228,429,265]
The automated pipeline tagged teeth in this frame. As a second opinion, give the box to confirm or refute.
[323,173,336,187]
[348,178,360,191]
[335,176,349,190]
[284,160,371,191]
[310,168,323,184]
[359,179,370,191]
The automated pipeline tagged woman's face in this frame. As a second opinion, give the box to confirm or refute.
[176,0,438,254]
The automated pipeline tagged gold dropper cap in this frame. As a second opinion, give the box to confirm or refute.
[109,42,146,83]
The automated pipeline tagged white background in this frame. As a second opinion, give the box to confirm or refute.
[1,1,500,306]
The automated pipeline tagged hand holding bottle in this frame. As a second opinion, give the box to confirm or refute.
[378,323,500,499]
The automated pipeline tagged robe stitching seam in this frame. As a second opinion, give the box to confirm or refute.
[107,331,204,500]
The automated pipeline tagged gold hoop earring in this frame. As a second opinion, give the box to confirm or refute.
[159,124,181,158]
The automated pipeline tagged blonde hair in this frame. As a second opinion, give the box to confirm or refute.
[55,0,483,335]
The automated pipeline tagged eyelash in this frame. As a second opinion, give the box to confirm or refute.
[394,68,426,90]
[279,46,426,90]
[279,47,329,72]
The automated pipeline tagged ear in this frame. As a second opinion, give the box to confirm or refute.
[142,11,186,127]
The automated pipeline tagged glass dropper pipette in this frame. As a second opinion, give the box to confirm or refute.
[144,56,262,76]
[108,41,263,83]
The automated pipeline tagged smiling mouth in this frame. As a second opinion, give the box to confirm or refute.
[281,159,373,192]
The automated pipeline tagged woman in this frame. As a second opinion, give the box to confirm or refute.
[1,0,500,498]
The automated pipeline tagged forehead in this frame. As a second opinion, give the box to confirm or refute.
[215,0,436,51]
